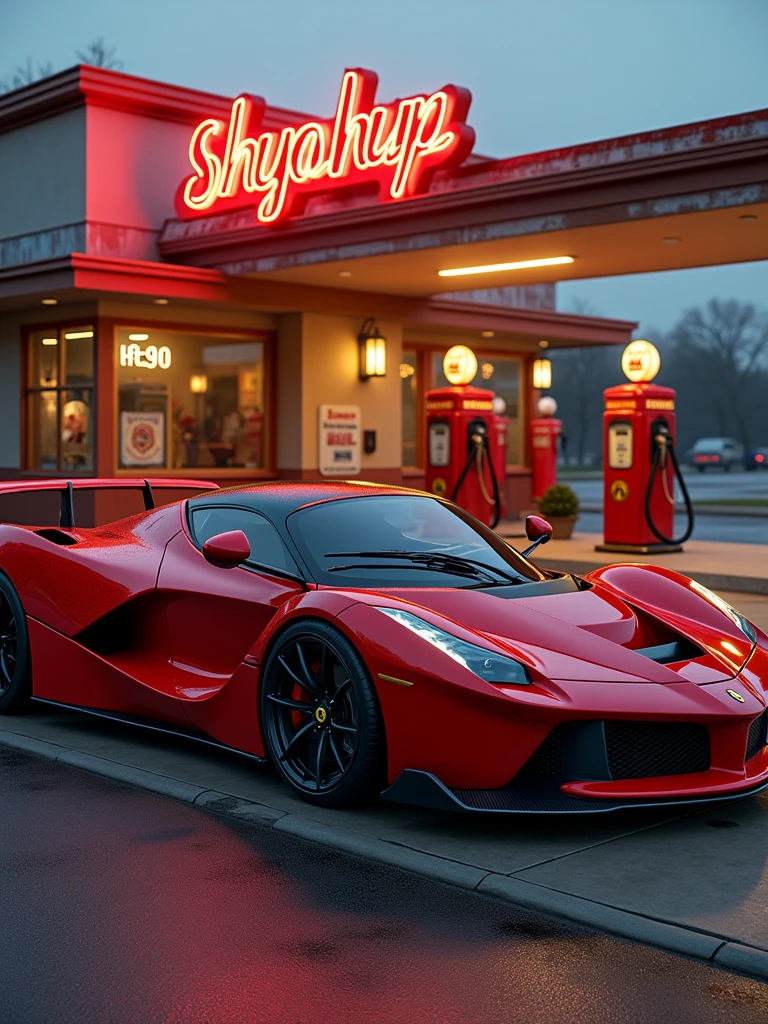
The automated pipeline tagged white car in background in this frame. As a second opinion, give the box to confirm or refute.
[687,437,745,472]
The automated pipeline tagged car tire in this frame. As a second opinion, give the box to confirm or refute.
[697,466,705,473]
[725,462,732,473]
[0,573,32,715]
[260,620,385,808]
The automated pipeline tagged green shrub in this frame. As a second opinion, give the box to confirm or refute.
[538,484,580,517]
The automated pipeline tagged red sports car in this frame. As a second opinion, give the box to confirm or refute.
[0,478,766,814]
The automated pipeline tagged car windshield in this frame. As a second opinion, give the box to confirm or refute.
[693,438,727,450]
[287,495,546,588]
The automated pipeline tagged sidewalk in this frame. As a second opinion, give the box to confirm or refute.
[3,705,768,981]
[497,526,768,595]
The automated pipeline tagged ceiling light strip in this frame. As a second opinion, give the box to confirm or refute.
[438,256,574,278]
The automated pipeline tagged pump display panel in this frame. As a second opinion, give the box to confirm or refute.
[428,421,451,467]
[608,421,633,469]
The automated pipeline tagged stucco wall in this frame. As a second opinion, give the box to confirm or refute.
[300,313,402,474]
[0,108,86,261]
[85,106,203,261]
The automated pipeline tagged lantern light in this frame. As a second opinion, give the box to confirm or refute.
[190,374,209,394]
[532,339,552,390]
[532,358,552,390]
[358,319,387,380]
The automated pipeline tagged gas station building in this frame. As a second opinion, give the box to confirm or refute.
[0,65,765,524]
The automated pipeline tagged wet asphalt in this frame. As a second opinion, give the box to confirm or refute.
[2,744,768,1024]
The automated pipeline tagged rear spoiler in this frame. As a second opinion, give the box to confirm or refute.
[0,478,219,528]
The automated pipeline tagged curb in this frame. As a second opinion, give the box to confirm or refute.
[3,725,768,983]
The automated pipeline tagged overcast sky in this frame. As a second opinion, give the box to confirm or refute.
[3,0,767,332]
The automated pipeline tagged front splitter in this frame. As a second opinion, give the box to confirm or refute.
[380,769,768,814]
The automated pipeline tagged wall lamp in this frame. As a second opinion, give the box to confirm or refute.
[358,318,387,380]
[532,340,552,390]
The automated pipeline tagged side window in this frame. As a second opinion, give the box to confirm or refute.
[190,506,299,575]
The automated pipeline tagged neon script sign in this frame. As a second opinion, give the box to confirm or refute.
[176,69,474,225]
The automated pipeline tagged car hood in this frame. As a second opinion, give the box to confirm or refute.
[363,567,754,683]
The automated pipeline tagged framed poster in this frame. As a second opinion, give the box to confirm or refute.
[318,404,360,476]
[120,412,165,467]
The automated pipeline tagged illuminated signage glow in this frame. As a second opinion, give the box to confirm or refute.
[622,339,660,383]
[443,345,477,385]
[120,343,172,370]
[176,69,474,225]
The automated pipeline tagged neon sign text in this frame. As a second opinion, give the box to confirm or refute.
[176,69,474,225]
[120,344,172,370]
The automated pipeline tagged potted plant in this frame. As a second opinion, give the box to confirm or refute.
[537,484,580,540]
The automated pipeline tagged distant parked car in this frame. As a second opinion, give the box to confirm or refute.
[687,437,745,472]
[746,446,768,471]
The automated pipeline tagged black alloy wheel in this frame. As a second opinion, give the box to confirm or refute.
[0,574,31,714]
[260,620,385,807]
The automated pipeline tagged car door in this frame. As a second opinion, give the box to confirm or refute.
[157,504,305,700]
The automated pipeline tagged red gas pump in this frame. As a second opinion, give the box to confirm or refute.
[597,341,694,553]
[425,346,502,527]
[530,397,562,501]
[491,402,509,521]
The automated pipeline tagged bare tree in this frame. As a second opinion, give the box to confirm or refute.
[76,38,122,70]
[0,58,53,93]
[551,298,621,464]
[668,299,768,448]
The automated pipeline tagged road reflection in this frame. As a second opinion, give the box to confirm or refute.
[2,746,768,1024]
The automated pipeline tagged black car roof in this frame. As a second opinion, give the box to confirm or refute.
[187,479,431,520]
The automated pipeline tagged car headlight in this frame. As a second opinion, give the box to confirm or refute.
[377,607,531,685]
[689,581,757,644]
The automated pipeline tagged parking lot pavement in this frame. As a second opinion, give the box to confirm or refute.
[567,471,768,508]
[3,701,768,976]
[5,746,768,1024]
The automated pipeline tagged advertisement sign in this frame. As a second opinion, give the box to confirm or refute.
[120,412,165,467]
[177,69,474,225]
[318,405,360,476]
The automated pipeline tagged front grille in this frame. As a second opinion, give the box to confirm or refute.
[605,721,710,779]
[520,720,710,781]
[746,711,768,762]
[523,727,562,777]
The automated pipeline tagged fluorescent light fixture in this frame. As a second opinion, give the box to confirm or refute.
[128,333,150,341]
[41,298,58,305]
[438,255,574,278]
[64,330,94,340]
[42,337,58,346]
[152,298,169,305]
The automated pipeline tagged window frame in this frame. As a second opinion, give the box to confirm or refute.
[22,321,96,475]
[112,320,277,479]
[187,502,306,585]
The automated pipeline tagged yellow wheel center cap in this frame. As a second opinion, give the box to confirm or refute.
[315,706,328,724]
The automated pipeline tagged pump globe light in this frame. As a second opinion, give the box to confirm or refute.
[622,339,661,383]
[443,345,478,385]
[537,396,558,417]
[492,396,507,415]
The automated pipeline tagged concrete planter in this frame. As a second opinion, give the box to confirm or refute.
[548,514,579,540]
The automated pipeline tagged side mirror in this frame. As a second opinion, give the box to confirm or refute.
[202,530,251,568]
[525,515,553,544]
[522,515,553,558]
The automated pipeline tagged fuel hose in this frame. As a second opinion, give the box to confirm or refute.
[450,433,502,528]
[644,437,694,545]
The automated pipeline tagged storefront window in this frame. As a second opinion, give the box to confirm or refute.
[26,327,94,472]
[116,328,268,471]
[400,350,418,467]
[431,351,522,465]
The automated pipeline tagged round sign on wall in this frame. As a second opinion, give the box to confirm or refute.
[443,345,478,385]
[621,340,661,383]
